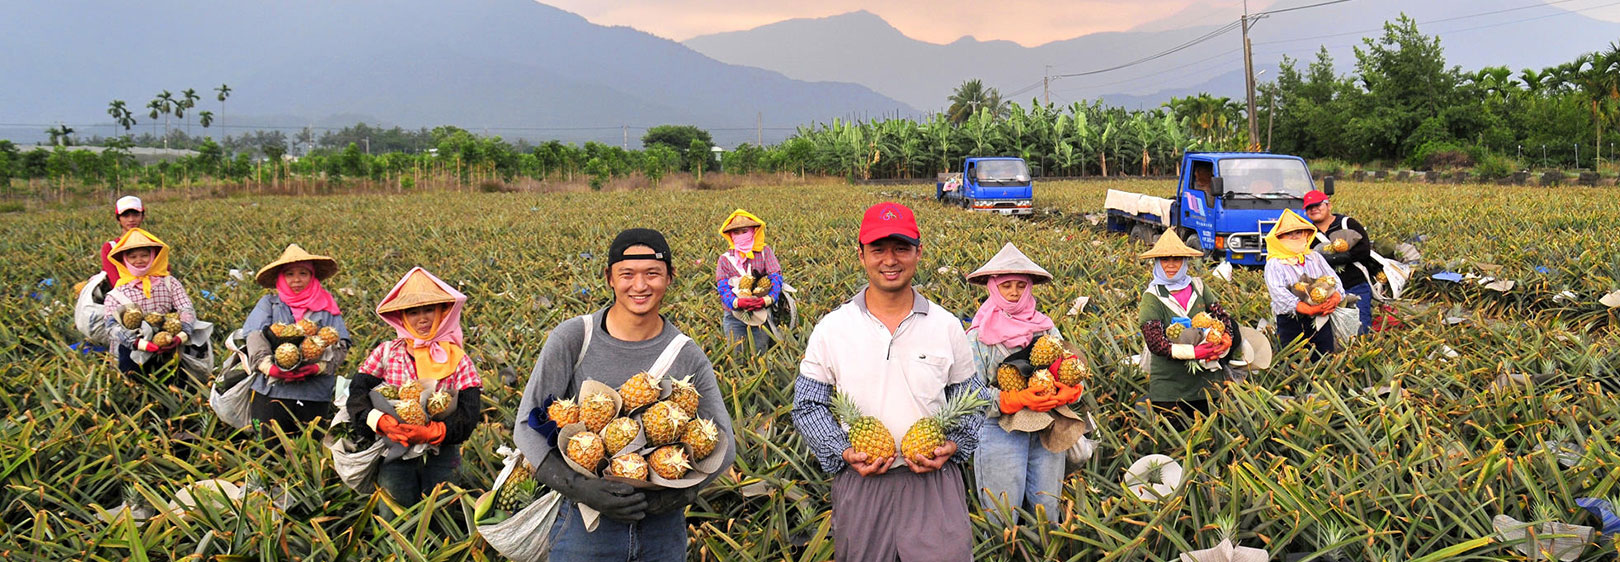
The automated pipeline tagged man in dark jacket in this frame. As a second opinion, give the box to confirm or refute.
[1304,190,1382,334]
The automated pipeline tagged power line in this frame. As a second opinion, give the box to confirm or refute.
[1254,0,1354,17]
[1052,20,1243,79]
[1254,0,1596,46]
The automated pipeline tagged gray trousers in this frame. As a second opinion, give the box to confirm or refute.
[831,462,972,562]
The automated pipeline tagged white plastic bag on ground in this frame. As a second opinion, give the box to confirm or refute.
[1370,251,1412,301]
[73,272,111,346]
[477,446,564,562]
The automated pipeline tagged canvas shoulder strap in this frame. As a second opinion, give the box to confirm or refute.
[574,313,594,369]
[649,334,693,378]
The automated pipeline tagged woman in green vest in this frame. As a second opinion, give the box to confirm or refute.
[1135,233,1242,428]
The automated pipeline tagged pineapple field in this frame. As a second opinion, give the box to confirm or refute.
[2,178,1618,560]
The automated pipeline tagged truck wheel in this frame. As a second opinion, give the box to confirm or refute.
[1129,224,1157,246]
[1183,233,1209,258]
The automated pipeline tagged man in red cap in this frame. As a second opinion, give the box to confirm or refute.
[791,202,984,562]
[101,195,146,286]
[1303,190,1381,334]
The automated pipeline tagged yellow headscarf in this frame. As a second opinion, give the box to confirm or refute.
[109,228,171,298]
[1264,209,1317,265]
[718,209,768,259]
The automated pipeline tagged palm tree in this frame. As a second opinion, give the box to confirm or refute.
[181,88,200,136]
[1570,50,1620,168]
[107,100,136,136]
[199,110,215,129]
[47,124,74,147]
[947,79,1008,123]
[153,90,175,148]
[215,83,231,130]
[1519,68,1548,97]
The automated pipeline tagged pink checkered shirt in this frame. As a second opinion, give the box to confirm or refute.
[103,275,197,325]
[359,339,482,391]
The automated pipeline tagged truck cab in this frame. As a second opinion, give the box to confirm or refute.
[1177,152,1332,266]
[936,157,1034,216]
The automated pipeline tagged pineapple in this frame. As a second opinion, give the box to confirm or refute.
[162,317,183,335]
[643,400,691,446]
[399,381,423,402]
[1165,323,1186,340]
[300,337,325,361]
[271,323,301,339]
[606,452,649,481]
[580,393,616,433]
[831,392,895,460]
[1203,326,1224,345]
[618,371,663,411]
[547,398,580,426]
[297,319,319,337]
[1190,312,1218,330]
[1029,335,1062,367]
[274,343,301,368]
[752,275,773,296]
[900,391,990,461]
[566,431,606,472]
[120,308,144,330]
[426,391,452,417]
[1330,238,1350,253]
[144,312,163,327]
[736,275,756,292]
[681,418,720,459]
[377,384,401,400]
[1056,355,1087,386]
[151,331,175,348]
[996,364,1027,392]
[602,417,640,454]
[668,375,701,418]
[495,460,536,512]
[648,445,691,480]
[395,399,428,426]
[317,326,340,344]
[1375,271,1389,284]
[1027,369,1056,396]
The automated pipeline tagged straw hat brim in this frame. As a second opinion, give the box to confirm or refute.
[722,215,761,232]
[254,244,338,288]
[376,271,456,314]
[1138,232,1204,259]
[109,231,165,260]
[966,243,1054,285]
[1236,326,1272,370]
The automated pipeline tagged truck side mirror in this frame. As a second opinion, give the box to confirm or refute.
[1209,177,1224,197]
[1323,176,1336,195]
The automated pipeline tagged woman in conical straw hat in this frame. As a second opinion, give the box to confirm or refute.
[344,267,483,510]
[1263,209,1343,360]
[102,228,197,378]
[240,244,350,432]
[715,209,786,351]
[965,243,1081,526]
[1135,232,1242,429]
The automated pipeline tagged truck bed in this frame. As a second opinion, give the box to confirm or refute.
[1104,189,1174,226]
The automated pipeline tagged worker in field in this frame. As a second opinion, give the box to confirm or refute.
[791,202,985,562]
[74,195,150,349]
[963,243,1083,525]
[102,228,197,378]
[1264,210,1343,359]
[513,229,736,561]
[240,244,351,434]
[101,195,146,286]
[715,209,788,351]
[1135,233,1242,428]
[1303,190,1381,334]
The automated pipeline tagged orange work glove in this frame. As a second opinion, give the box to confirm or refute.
[396,421,447,446]
[1051,382,1084,405]
[1000,387,1062,414]
[374,414,411,446]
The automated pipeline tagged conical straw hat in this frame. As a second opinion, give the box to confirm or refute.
[1138,232,1203,259]
[108,229,166,259]
[376,269,456,314]
[254,244,339,288]
[965,243,1053,285]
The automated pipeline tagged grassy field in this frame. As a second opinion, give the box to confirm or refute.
[1,179,1617,560]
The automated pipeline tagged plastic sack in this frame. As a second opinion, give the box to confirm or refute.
[209,330,254,429]
[1331,305,1360,348]
[73,272,111,346]
[325,408,387,493]
[477,446,564,562]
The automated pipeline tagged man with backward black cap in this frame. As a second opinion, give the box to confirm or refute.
[514,228,736,561]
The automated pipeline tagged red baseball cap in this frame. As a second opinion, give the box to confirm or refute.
[1303,190,1329,208]
[859,202,920,245]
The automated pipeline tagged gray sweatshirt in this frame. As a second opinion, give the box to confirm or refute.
[513,310,736,490]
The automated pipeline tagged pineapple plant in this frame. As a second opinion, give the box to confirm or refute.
[680,418,720,459]
[119,308,144,330]
[1027,369,1056,396]
[995,363,1027,392]
[900,391,990,461]
[494,460,536,512]
[274,343,301,369]
[425,390,452,417]
[1055,355,1087,386]
[831,392,895,460]
[547,398,580,426]
[566,431,606,472]
[602,417,640,454]
[668,375,701,418]
[1029,335,1062,367]
[296,318,319,337]
[642,400,690,446]
[648,445,691,480]
[580,393,616,433]
[618,371,663,411]
[606,453,649,481]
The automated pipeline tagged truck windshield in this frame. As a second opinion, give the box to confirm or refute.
[1217,159,1312,197]
[973,160,1030,184]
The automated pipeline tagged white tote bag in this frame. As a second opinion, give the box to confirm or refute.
[477,446,565,562]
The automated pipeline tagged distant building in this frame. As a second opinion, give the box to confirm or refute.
[27,145,199,165]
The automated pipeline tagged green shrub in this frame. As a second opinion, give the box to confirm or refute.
[1475,153,1517,180]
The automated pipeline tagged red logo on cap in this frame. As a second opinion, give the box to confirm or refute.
[882,210,897,220]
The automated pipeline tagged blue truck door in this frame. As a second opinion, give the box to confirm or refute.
[1180,161,1216,251]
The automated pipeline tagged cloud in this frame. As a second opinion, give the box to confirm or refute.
[540,0,1237,46]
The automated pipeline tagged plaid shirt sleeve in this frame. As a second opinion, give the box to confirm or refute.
[446,354,482,390]
[943,375,986,462]
[162,277,197,325]
[790,375,850,473]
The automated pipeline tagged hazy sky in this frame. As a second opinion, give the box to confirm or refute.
[542,0,1250,46]
[544,0,1620,47]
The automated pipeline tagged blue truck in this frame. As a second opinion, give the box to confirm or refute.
[936,157,1034,216]
[1105,152,1333,266]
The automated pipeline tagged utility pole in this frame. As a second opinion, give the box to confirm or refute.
[1242,0,1260,151]
[757,112,762,146]
[622,125,628,149]
[1044,65,1051,106]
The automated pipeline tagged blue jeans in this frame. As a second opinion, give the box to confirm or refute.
[1347,282,1374,335]
[376,446,460,512]
[974,422,1064,525]
[721,312,773,351]
[546,499,687,562]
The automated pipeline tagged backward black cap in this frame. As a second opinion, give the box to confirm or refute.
[607,228,673,273]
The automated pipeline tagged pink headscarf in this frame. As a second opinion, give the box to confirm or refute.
[276,263,342,321]
[376,267,466,367]
[969,274,1055,349]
